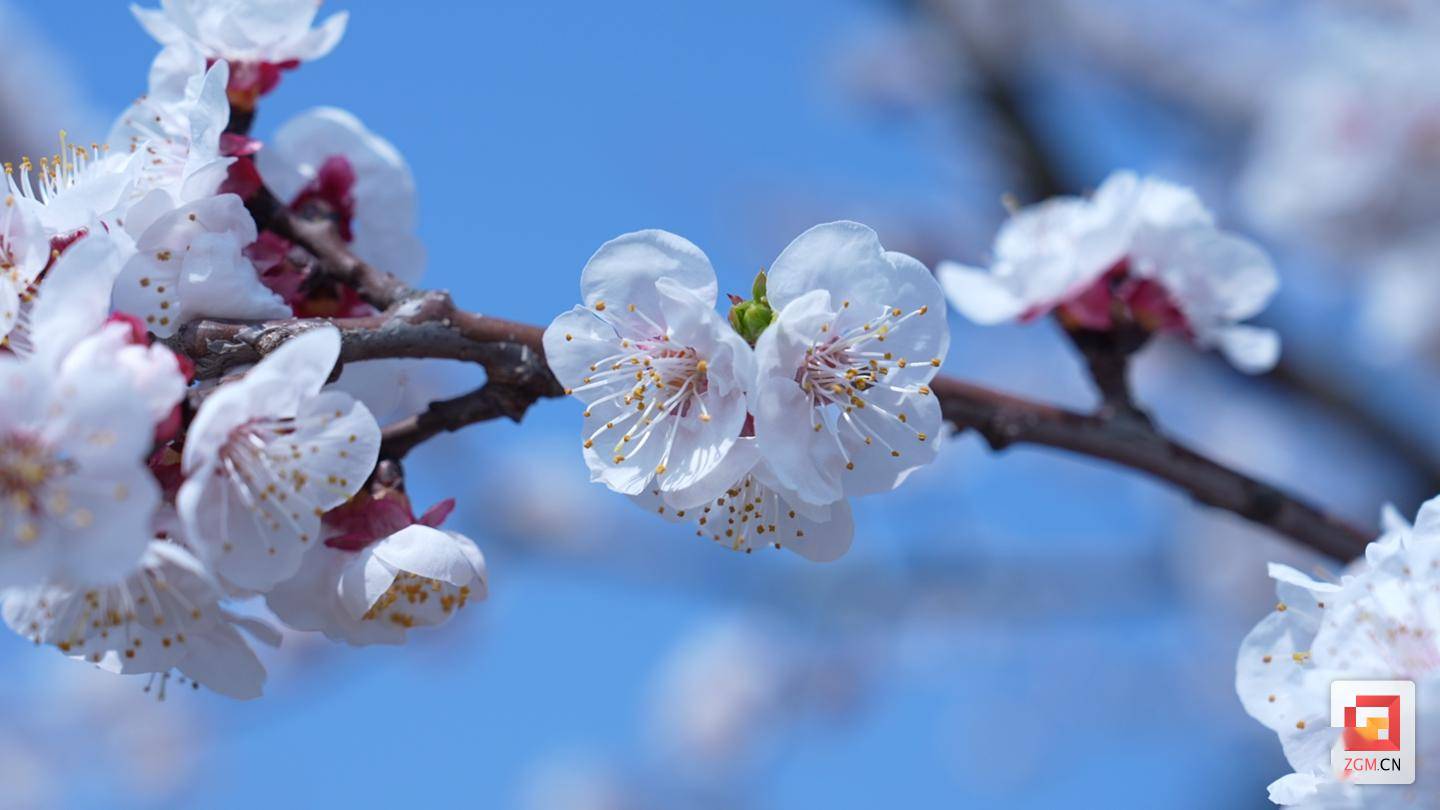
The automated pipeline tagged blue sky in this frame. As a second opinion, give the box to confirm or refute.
[6,2,1301,807]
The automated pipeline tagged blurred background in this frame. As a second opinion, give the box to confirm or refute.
[4,0,1436,807]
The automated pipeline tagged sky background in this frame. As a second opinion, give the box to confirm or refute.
[0,1,1395,807]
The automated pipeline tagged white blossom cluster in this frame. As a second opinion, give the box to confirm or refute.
[544,224,950,561]
[0,0,484,699]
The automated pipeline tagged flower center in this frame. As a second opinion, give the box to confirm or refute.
[1056,260,1190,334]
[799,302,936,468]
[214,415,343,550]
[570,335,713,478]
[0,432,74,544]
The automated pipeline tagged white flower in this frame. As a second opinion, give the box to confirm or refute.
[108,48,233,204]
[112,192,290,337]
[2,538,274,700]
[754,221,948,507]
[0,343,172,582]
[938,171,1281,373]
[0,275,185,586]
[634,437,853,562]
[271,524,486,644]
[257,107,425,284]
[543,230,754,497]
[1237,500,1440,806]
[177,326,381,591]
[131,0,347,104]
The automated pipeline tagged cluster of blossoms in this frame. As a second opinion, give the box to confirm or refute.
[544,223,950,561]
[0,0,484,699]
[1238,500,1440,806]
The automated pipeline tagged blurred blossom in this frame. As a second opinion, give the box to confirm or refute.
[470,437,626,554]
[645,614,866,781]
[517,753,647,810]
[1240,18,1440,256]
[0,653,206,807]
[1357,235,1440,360]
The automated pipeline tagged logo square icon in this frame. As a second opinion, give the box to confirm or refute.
[1331,680,1415,785]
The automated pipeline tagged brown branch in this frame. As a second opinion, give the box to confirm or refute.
[930,377,1370,560]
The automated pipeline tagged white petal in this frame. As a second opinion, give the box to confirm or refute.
[1266,772,1321,805]
[28,232,130,361]
[1214,325,1280,374]
[936,260,1029,325]
[183,325,343,471]
[752,290,847,506]
[580,230,718,323]
[542,307,623,397]
[765,221,893,312]
[371,525,487,588]
[176,622,267,700]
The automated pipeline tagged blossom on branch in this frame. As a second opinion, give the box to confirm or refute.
[543,231,753,498]
[551,222,942,562]
[131,0,348,109]
[938,171,1281,373]
[268,483,487,645]
[177,326,381,591]
[112,193,289,337]
[755,221,948,507]
[258,107,425,285]
[0,238,186,587]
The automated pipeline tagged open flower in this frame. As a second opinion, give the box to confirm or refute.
[543,230,753,497]
[938,171,1281,373]
[634,437,854,562]
[0,250,186,586]
[109,48,233,204]
[112,192,289,337]
[257,107,425,285]
[753,221,948,507]
[2,537,274,700]
[131,0,348,108]
[177,326,381,591]
[1237,500,1440,806]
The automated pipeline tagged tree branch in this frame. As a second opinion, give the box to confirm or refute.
[169,298,1370,559]
[930,377,1369,560]
[175,170,1372,562]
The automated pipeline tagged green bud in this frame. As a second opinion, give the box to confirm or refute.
[727,269,777,345]
[751,269,768,303]
[741,302,773,337]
